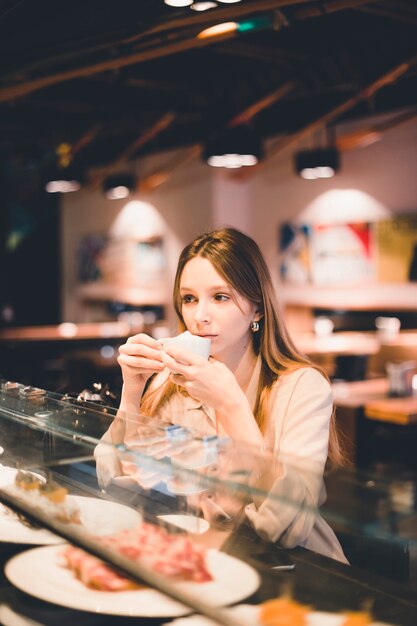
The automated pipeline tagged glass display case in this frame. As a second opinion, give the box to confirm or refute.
[0,380,416,626]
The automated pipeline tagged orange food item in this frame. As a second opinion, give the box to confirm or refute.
[259,596,310,626]
[15,470,42,491]
[342,611,372,626]
[39,481,68,503]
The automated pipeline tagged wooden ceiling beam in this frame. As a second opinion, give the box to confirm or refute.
[336,107,417,151]
[292,0,375,19]
[357,5,417,25]
[232,53,417,179]
[139,145,202,193]
[213,42,311,65]
[72,124,103,158]
[229,81,296,126]
[139,80,295,191]
[0,30,241,104]
[141,1,315,37]
[89,113,176,188]
[0,0,318,104]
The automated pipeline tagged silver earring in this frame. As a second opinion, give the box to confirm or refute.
[250,321,259,333]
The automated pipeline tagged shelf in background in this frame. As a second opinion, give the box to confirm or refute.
[78,282,169,306]
[279,283,417,311]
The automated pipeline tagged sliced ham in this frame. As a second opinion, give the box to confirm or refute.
[60,522,212,591]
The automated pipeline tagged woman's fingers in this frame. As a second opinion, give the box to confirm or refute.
[117,353,164,371]
[119,333,164,366]
[126,333,160,347]
[159,351,192,375]
[119,342,162,359]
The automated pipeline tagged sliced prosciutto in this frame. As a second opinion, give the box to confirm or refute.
[60,522,213,591]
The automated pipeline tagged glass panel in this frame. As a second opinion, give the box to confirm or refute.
[0,379,416,625]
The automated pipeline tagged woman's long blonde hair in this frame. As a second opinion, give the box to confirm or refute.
[141,228,344,465]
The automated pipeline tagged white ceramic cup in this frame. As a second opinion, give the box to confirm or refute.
[161,331,211,359]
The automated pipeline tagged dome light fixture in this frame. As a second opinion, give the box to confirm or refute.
[295,148,340,180]
[103,174,136,200]
[44,166,82,193]
[203,126,263,169]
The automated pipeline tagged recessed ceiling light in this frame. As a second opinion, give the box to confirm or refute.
[295,148,340,179]
[204,126,263,168]
[103,174,136,199]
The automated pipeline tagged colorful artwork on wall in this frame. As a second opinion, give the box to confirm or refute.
[376,216,417,282]
[280,216,417,285]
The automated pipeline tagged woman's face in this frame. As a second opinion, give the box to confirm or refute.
[179,256,258,362]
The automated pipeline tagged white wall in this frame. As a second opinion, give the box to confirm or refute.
[61,114,417,322]
[61,153,212,321]
[251,114,417,280]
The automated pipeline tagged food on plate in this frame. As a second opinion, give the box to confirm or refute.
[12,471,81,524]
[259,596,311,626]
[61,546,141,591]
[39,480,68,504]
[61,521,213,591]
[341,611,372,626]
[15,470,42,491]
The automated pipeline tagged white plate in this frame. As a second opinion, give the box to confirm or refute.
[0,465,141,544]
[0,465,45,488]
[0,495,141,545]
[5,544,260,617]
[165,605,394,626]
[157,514,209,535]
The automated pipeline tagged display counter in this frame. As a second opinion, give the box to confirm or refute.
[0,380,416,626]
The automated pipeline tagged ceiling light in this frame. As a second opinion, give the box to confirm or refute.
[295,148,340,180]
[203,126,263,169]
[217,0,242,3]
[191,1,218,10]
[44,166,82,193]
[164,0,193,6]
[103,174,136,199]
[197,22,237,38]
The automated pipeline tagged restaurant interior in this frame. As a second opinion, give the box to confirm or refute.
[0,1,417,625]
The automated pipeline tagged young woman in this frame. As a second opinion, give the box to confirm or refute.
[96,228,347,563]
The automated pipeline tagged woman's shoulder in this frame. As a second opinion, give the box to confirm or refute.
[274,366,331,393]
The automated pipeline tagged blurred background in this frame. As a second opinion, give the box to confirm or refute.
[0,1,416,437]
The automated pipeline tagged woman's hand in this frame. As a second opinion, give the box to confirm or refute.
[161,345,265,447]
[160,346,244,412]
[118,333,165,395]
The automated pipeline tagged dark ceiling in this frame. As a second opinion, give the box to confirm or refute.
[1,0,416,179]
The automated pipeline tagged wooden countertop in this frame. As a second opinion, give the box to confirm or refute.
[0,322,141,342]
[333,378,417,425]
[365,396,417,425]
[332,378,389,408]
[293,331,380,356]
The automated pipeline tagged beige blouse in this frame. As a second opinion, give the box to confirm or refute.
[95,361,348,563]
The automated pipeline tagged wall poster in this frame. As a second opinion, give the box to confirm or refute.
[376,216,417,282]
[279,215,417,286]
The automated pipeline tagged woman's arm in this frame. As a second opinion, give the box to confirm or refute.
[94,333,165,484]
[245,367,332,545]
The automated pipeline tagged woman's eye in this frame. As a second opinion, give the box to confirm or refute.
[215,293,230,301]
[181,294,195,304]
